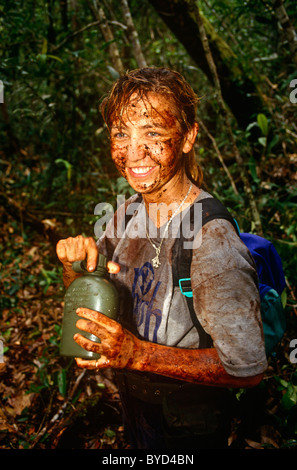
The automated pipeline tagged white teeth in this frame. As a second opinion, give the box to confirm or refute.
[131,167,153,174]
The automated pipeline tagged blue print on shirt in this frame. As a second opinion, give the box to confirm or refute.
[131,262,162,342]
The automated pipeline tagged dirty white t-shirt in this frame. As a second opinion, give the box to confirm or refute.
[97,191,268,378]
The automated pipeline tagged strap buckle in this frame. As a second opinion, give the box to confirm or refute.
[178,278,193,298]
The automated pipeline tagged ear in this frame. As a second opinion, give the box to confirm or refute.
[182,122,199,154]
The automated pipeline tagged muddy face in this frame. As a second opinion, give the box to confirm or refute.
[110,93,190,200]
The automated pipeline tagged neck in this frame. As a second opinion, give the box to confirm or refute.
[143,171,200,228]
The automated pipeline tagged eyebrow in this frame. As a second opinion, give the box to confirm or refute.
[111,123,168,130]
[142,123,167,129]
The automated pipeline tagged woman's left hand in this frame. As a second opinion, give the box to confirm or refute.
[74,308,136,370]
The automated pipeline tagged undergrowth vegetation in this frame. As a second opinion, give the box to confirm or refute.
[0,0,296,449]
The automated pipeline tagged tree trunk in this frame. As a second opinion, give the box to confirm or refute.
[193,0,263,235]
[47,0,56,45]
[59,0,68,32]
[273,0,297,68]
[86,0,124,75]
[148,0,264,129]
[121,0,147,68]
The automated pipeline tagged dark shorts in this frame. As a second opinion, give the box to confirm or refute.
[116,371,231,450]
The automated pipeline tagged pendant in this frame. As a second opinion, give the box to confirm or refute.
[152,246,161,268]
[152,254,161,268]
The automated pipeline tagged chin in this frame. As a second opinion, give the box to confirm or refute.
[127,177,158,194]
[131,183,155,194]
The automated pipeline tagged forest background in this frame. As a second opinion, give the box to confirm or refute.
[0,0,297,450]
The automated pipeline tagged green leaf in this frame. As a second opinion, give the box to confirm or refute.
[267,134,279,153]
[258,136,267,147]
[105,428,116,438]
[41,38,48,55]
[281,383,297,411]
[55,159,72,183]
[47,54,63,63]
[246,121,258,133]
[248,156,260,182]
[36,53,47,64]
[57,369,67,397]
[257,113,268,136]
[281,289,287,308]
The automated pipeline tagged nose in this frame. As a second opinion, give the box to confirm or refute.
[126,136,146,162]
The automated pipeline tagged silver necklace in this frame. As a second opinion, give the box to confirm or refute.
[146,183,193,268]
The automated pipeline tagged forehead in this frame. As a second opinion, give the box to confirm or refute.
[113,92,180,127]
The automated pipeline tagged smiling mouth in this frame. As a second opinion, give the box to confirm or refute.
[128,166,157,177]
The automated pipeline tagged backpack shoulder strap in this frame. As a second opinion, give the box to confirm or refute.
[172,197,239,348]
[197,197,239,235]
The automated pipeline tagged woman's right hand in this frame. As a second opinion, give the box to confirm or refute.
[56,235,120,288]
[56,235,99,273]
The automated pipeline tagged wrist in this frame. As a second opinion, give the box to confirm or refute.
[125,335,149,371]
[62,262,81,288]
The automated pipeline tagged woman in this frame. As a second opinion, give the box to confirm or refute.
[56,67,267,449]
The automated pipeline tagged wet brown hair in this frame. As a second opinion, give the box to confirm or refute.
[100,67,203,186]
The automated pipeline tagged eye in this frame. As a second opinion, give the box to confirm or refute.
[112,131,127,139]
[147,131,160,137]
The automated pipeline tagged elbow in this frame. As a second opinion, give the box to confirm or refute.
[245,372,264,388]
[235,372,264,388]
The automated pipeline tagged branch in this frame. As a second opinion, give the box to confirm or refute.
[197,118,239,195]
[189,0,263,235]
[30,370,87,448]
[120,0,147,67]
[86,0,124,74]
[0,192,64,247]
[273,0,297,68]
[53,21,101,51]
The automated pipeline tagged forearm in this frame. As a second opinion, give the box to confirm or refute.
[128,338,263,388]
[74,308,263,389]
[62,262,81,288]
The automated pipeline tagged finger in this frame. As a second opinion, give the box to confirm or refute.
[84,238,99,272]
[74,332,102,353]
[56,236,85,265]
[76,319,109,342]
[75,356,110,370]
[75,358,98,369]
[67,235,85,262]
[56,239,65,259]
[76,307,105,324]
[56,240,70,264]
[76,308,119,332]
[107,261,121,274]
